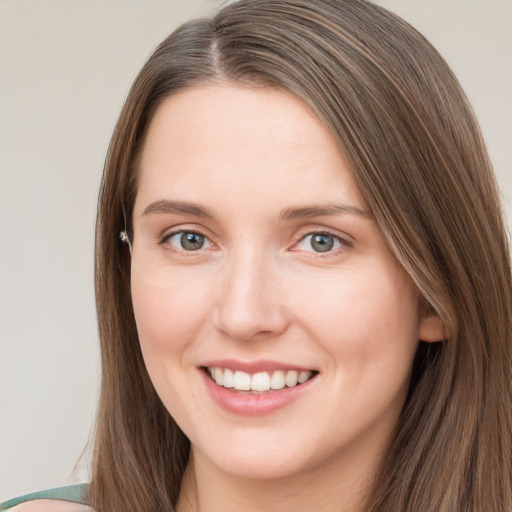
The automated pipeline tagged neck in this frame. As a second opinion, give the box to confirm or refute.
[177,444,381,512]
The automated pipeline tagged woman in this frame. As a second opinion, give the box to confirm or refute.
[4,0,511,511]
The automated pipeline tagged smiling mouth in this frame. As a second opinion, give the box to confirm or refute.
[202,366,319,393]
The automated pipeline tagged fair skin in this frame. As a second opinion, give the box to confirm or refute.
[14,84,441,512]
[10,501,92,512]
[130,84,442,512]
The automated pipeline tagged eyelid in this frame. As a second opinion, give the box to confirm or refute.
[158,222,216,243]
[160,227,217,253]
[291,229,353,255]
[156,224,352,255]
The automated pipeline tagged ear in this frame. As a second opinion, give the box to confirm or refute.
[418,311,446,342]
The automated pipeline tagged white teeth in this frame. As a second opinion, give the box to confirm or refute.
[298,371,311,384]
[285,370,298,387]
[270,370,285,390]
[251,372,271,391]
[214,367,224,386]
[207,367,315,391]
[223,368,234,388]
[233,371,251,391]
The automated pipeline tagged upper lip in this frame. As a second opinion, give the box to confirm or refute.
[200,359,317,373]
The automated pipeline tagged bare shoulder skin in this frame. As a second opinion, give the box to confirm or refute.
[8,500,94,512]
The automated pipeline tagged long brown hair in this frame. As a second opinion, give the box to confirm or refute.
[89,1,512,510]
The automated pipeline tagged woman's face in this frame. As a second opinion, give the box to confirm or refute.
[131,85,437,481]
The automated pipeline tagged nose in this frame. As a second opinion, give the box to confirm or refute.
[212,247,289,342]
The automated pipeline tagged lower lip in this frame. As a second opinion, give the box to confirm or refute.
[200,370,317,416]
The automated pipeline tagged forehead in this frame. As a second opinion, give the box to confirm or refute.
[134,84,366,216]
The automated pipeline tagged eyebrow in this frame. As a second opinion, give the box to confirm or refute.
[142,200,214,218]
[279,204,373,220]
[141,199,372,220]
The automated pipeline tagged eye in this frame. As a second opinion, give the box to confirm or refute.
[163,230,212,252]
[295,232,344,253]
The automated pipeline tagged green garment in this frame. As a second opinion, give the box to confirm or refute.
[0,484,89,510]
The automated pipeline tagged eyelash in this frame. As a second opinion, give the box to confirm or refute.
[160,229,351,256]
[294,231,352,257]
[161,229,215,254]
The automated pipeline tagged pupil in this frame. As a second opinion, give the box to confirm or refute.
[181,232,204,251]
[312,234,333,252]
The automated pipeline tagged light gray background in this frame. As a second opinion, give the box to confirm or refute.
[1,0,510,501]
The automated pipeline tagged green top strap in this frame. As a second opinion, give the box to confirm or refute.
[0,484,89,510]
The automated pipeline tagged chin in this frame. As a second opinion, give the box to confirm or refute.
[192,431,323,482]
[214,453,310,481]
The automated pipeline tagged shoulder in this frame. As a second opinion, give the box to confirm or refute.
[8,501,93,512]
[1,485,91,512]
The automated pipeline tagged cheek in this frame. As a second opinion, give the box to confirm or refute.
[130,271,215,430]
[130,269,214,379]
[290,266,420,387]
[295,265,418,334]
